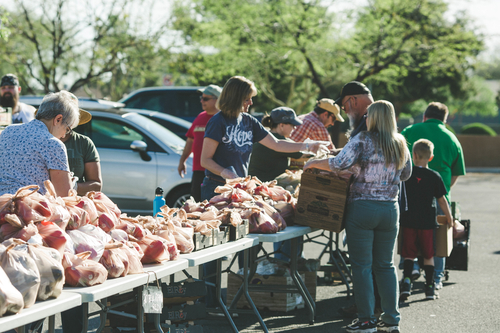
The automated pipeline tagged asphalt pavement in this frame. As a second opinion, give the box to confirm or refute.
[38,172,500,333]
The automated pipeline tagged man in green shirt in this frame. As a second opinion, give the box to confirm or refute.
[401,102,466,289]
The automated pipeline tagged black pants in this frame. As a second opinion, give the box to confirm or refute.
[190,170,205,202]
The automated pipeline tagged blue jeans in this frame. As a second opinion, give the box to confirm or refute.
[345,200,400,325]
[273,237,304,262]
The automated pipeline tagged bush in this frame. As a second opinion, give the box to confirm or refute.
[460,123,497,136]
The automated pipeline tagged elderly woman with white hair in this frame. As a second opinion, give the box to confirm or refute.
[0,90,81,197]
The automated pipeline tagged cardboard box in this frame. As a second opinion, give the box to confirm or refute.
[295,169,351,233]
[162,279,206,305]
[435,215,453,257]
[397,215,453,258]
[226,272,316,312]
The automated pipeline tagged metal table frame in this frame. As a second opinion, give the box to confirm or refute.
[180,237,266,333]
[233,226,317,325]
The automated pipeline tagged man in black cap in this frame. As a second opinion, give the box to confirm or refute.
[335,81,374,138]
[0,73,36,124]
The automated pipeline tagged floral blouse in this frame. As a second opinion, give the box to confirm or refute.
[329,131,412,203]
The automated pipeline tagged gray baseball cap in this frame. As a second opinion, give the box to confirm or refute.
[270,106,302,126]
[198,84,222,98]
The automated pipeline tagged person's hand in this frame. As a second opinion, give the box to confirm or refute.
[71,176,79,191]
[220,168,238,179]
[304,159,318,170]
[178,162,186,178]
[448,218,455,228]
[304,141,329,155]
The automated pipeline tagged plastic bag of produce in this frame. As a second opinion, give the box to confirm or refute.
[0,263,24,317]
[120,242,143,274]
[0,243,40,308]
[99,243,127,278]
[62,251,108,287]
[27,244,64,301]
[137,234,170,264]
[67,228,105,261]
[37,220,68,256]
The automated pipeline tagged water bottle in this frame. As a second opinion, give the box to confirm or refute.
[153,187,166,216]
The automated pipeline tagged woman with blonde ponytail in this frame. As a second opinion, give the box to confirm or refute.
[305,100,411,333]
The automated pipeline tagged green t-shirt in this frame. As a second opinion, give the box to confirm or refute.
[248,132,303,182]
[64,132,99,182]
[401,118,466,202]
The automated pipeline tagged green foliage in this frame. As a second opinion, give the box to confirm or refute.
[0,0,169,98]
[0,8,10,41]
[461,122,497,136]
[170,0,484,117]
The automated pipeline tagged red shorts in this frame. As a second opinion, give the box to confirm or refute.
[401,227,434,259]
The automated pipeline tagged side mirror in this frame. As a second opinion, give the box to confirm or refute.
[130,140,151,161]
[130,140,147,152]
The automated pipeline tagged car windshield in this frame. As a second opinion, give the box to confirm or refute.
[123,112,186,152]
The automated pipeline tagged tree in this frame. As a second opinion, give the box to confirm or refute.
[170,0,485,118]
[0,0,169,97]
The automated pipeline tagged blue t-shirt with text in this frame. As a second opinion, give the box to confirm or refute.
[204,112,268,181]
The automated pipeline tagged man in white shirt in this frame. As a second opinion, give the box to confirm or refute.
[0,73,36,124]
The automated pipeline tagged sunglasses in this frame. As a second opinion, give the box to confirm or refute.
[200,96,215,102]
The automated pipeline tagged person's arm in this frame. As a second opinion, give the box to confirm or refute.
[259,133,324,154]
[450,175,459,188]
[437,196,454,227]
[178,137,194,178]
[200,137,226,176]
[303,158,330,171]
[76,161,102,195]
[49,169,72,197]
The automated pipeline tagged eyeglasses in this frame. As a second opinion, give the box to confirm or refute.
[341,96,356,110]
[200,96,215,102]
[65,123,72,136]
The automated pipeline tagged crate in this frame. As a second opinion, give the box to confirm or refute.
[193,230,213,251]
[150,302,206,323]
[162,279,206,305]
[228,219,249,241]
[226,272,315,312]
[161,323,204,333]
[213,227,230,245]
[295,169,351,233]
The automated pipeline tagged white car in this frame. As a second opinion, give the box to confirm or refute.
[75,109,193,215]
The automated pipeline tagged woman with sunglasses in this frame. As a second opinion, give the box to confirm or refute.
[0,90,80,197]
[305,100,411,333]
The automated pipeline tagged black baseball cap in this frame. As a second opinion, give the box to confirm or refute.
[1,74,19,87]
[335,81,371,107]
[270,106,302,126]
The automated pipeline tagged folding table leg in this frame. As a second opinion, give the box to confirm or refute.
[95,298,108,333]
[81,302,89,333]
[291,237,316,324]
[241,248,269,333]
[135,286,145,333]
[48,315,55,333]
[216,258,238,333]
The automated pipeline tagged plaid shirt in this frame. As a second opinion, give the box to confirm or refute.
[290,111,334,150]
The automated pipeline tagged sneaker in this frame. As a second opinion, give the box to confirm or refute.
[338,303,358,318]
[411,269,421,281]
[346,318,377,333]
[399,277,412,302]
[377,321,400,333]
[425,283,439,300]
[435,281,443,290]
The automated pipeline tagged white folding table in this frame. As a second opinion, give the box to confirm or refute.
[0,292,82,333]
[65,258,189,333]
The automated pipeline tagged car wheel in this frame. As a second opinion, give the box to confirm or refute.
[166,187,191,208]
